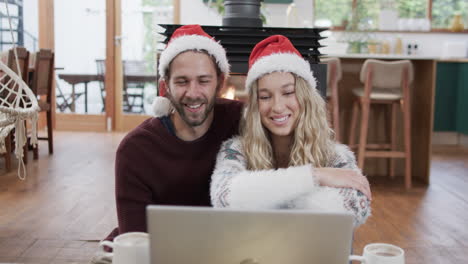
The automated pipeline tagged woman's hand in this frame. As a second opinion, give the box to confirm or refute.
[313,167,372,201]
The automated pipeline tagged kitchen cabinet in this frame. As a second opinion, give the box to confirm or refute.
[434,61,468,135]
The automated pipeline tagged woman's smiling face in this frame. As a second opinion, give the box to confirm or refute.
[257,71,300,138]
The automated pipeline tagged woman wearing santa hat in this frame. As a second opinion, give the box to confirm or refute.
[210,35,371,227]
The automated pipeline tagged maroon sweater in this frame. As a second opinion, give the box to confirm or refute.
[105,98,243,240]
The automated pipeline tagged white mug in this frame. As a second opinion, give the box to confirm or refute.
[99,232,150,264]
[350,243,405,264]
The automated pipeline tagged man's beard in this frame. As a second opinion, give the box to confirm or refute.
[167,93,216,127]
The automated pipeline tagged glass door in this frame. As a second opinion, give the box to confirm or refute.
[54,0,108,130]
[115,0,176,131]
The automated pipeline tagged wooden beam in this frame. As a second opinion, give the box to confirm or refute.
[122,115,152,131]
[173,0,180,24]
[365,151,406,158]
[411,60,436,184]
[114,0,124,131]
[38,0,54,50]
[428,0,433,21]
[38,0,56,130]
[55,114,107,132]
[106,0,117,131]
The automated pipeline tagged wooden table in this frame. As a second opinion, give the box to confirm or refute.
[58,73,156,113]
[58,74,101,113]
[324,54,438,185]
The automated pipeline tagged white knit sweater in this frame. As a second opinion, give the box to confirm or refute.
[210,136,371,227]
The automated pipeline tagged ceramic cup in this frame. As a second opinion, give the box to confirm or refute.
[349,243,405,264]
[98,232,149,264]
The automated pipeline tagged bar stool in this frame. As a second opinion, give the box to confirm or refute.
[349,59,413,189]
[321,57,342,142]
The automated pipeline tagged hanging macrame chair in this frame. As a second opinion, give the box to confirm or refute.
[0,0,40,179]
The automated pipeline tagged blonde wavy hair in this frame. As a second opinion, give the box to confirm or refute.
[241,73,335,170]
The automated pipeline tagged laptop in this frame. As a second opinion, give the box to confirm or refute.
[147,205,354,264]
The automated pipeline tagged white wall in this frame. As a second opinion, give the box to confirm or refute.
[180,0,222,25]
[263,3,288,27]
[323,31,468,57]
[393,32,467,57]
[23,0,39,51]
[294,0,313,26]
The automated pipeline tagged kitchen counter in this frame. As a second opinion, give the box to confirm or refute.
[437,58,468,63]
[325,53,440,60]
[325,53,468,62]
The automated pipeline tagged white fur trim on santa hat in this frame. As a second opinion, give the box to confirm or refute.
[158,35,230,78]
[152,96,173,117]
[245,53,316,92]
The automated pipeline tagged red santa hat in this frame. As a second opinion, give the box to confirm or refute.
[153,24,230,116]
[158,24,230,78]
[245,35,316,92]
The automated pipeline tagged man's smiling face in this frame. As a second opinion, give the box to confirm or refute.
[165,51,220,127]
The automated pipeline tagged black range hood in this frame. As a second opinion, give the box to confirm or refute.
[158,24,326,74]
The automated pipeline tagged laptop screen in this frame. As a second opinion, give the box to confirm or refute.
[147,205,354,264]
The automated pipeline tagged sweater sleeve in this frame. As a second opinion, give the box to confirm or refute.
[114,138,153,234]
[210,137,319,209]
[295,144,371,227]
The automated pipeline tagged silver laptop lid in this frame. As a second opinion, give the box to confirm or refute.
[147,205,354,264]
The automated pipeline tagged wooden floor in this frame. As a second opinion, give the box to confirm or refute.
[1,131,468,263]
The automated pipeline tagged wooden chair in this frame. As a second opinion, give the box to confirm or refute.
[30,49,55,159]
[349,59,413,189]
[55,78,84,113]
[1,47,30,170]
[0,127,13,171]
[95,59,106,112]
[321,57,342,142]
[123,60,146,113]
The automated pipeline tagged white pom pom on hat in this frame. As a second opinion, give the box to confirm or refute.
[152,96,173,117]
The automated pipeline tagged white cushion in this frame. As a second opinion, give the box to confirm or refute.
[352,87,402,100]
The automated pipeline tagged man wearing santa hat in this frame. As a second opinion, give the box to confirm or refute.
[104,24,242,241]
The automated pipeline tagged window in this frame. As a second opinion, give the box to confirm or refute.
[314,0,352,28]
[432,0,468,28]
[314,0,467,31]
[396,0,427,19]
